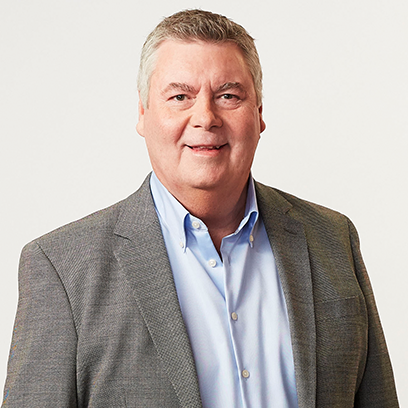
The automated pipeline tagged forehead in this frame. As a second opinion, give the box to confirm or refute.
[151,40,253,87]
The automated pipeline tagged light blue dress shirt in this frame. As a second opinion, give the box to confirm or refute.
[150,173,298,408]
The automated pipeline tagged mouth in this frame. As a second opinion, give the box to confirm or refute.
[186,144,227,151]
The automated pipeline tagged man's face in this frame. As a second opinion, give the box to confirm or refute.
[137,40,266,197]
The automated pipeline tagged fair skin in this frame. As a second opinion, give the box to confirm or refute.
[137,40,266,251]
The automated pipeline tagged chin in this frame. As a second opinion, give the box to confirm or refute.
[185,174,232,191]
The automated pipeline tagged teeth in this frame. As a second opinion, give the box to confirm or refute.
[194,146,221,150]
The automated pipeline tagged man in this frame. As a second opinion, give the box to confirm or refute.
[2,9,399,408]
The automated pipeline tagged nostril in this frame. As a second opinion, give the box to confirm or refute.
[190,107,222,130]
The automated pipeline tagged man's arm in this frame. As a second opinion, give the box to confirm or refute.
[2,241,78,407]
[348,219,399,407]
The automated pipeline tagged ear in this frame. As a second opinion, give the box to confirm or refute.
[258,105,266,134]
[136,93,145,137]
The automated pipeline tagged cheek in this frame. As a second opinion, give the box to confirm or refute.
[233,125,260,165]
[227,108,261,137]
[143,125,182,165]
[232,121,261,149]
[150,114,188,145]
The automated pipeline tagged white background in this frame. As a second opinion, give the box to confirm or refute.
[1,0,407,405]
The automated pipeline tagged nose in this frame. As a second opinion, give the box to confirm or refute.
[190,98,222,130]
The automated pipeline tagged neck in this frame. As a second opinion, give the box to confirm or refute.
[165,179,249,253]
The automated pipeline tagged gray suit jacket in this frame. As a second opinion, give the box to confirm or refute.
[2,175,399,407]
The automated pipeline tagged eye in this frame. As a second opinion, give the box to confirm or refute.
[221,94,237,100]
[173,94,187,101]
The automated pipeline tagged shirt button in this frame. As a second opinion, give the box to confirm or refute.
[192,221,200,229]
[179,241,184,248]
[242,369,250,378]
[208,259,217,268]
[231,312,238,321]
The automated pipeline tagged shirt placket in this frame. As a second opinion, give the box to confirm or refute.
[222,229,253,408]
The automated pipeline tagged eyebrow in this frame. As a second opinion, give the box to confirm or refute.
[163,82,246,95]
[163,82,197,94]
[216,82,246,94]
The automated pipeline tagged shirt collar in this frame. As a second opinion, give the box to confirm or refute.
[239,175,259,244]
[150,172,259,251]
[150,172,189,252]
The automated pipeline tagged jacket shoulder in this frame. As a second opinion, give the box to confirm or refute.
[32,197,126,253]
[28,175,153,255]
[255,181,349,226]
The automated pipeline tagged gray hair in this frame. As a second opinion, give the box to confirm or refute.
[137,9,263,107]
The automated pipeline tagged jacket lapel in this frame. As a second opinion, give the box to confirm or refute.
[113,175,202,407]
[256,182,317,408]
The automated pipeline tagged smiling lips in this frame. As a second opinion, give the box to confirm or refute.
[187,144,227,151]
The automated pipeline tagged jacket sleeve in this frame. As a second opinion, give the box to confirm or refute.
[2,241,78,408]
[348,219,399,407]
